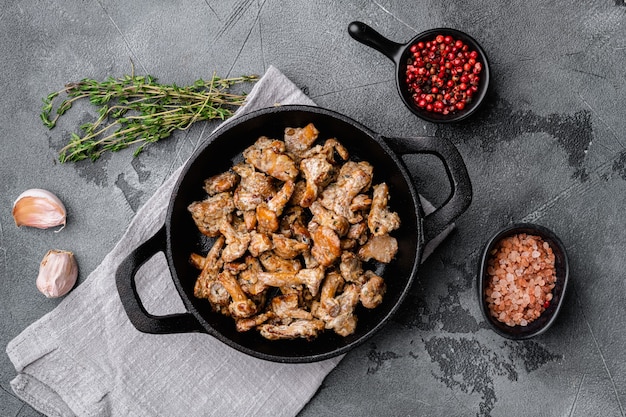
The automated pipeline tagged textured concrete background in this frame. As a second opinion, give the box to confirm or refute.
[2,1,626,416]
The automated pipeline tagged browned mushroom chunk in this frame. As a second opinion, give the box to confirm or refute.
[284,123,319,160]
[350,192,372,209]
[311,271,344,322]
[301,138,349,164]
[358,234,398,264]
[299,155,335,207]
[339,251,364,283]
[238,255,262,295]
[360,270,386,309]
[347,221,369,245]
[236,311,275,332]
[203,171,240,196]
[219,220,251,262]
[192,237,231,314]
[279,206,311,244]
[243,136,298,181]
[271,233,309,259]
[232,162,275,212]
[324,283,360,336]
[271,293,313,320]
[310,225,341,267]
[309,201,349,237]
[248,231,272,257]
[256,180,295,234]
[320,161,373,223]
[188,192,235,237]
[258,318,325,341]
[368,183,400,236]
[217,270,258,318]
[192,236,225,298]
[259,251,302,273]
[251,266,325,297]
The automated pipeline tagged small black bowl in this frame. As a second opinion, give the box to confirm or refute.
[348,21,490,123]
[477,223,569,340]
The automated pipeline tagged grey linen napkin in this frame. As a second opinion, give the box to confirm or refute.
[7,66,452,417]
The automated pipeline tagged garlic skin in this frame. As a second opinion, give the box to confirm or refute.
[12,189,67,230]
[36,250,78,298]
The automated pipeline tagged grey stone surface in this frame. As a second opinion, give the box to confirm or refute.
[2,1,626,416]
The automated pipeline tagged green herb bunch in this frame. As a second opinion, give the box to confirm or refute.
[41,72,258,162]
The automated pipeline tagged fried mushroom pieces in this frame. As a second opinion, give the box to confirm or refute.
[187,123,400,341]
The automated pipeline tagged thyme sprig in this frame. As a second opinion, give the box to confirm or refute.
[41,72,257,162]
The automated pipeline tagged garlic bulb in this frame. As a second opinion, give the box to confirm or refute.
[12,189,67,230]
[36,249,78,298]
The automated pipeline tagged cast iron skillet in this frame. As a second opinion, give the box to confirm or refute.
[115,105,472,363]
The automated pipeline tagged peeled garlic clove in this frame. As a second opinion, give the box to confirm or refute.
[36,249,78,298]
[12,189,67,230]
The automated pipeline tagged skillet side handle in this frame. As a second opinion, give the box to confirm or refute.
[115,225,202,334]
[384,136,472,243]
[348,21,405,63]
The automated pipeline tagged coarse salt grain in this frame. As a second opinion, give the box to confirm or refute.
[484,233,557,327]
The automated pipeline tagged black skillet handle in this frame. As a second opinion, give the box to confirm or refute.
[348,21,405,63]
[384,136,472,243]
[115,225,203,334]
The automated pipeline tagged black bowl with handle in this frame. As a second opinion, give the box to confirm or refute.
[348,21,490,123]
